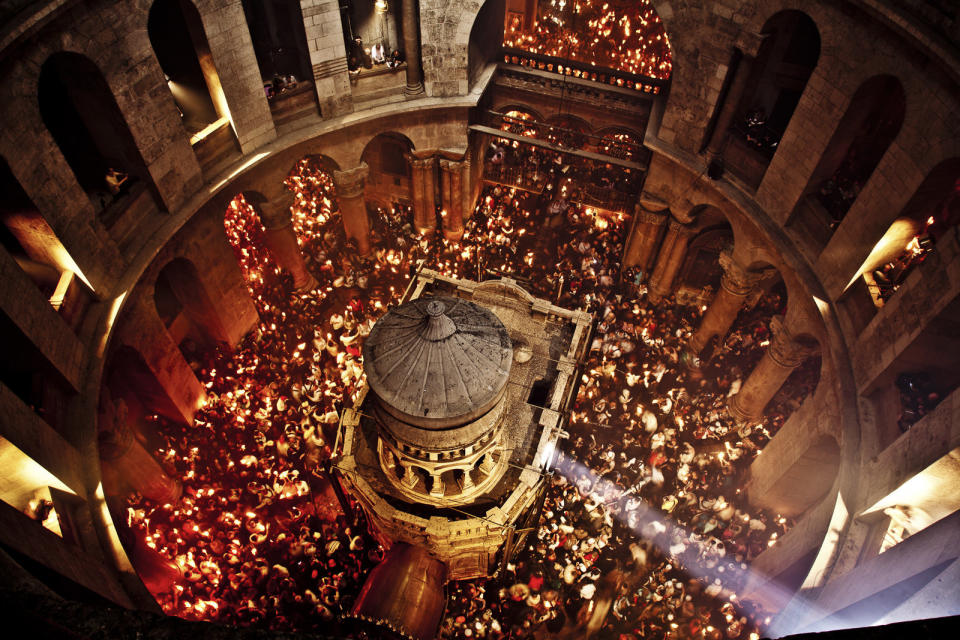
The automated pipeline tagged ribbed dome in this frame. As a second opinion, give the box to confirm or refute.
[363,296,512,427]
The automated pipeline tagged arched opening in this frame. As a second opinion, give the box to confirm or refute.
[723,10,820,188]
[862,293,960,451]
[841,158,960,329]
[468,0,506,90]
[596,127,646,163]
[677,225,734,297]
[0,308,74,432]
[0,156,94,330]
[38,52,160,223]
[154,258,227,369]
[241,0,319,125]
[342,0,402,69]
[791,75,906,252]
[148,0,239,171]
[361,132,414,208]
[149,0,221,133]
[544,113,591,150]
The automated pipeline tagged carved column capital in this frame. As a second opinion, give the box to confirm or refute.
[333,163,369,199]
[636,207,668,226]
[718,249,774,296]
[438,158,466,173]
[667,218,696,237]
[407,154,437,172]
[767,315,819,368]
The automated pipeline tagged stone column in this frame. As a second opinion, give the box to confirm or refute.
[623,205,668,273]
[439,158,467,240]
[461,468,474,491]
[301,0,353,116]
[728,316,819,422]
[647,219,695,303]
[704,51,755,162]
[687,248,773,356]
[429,472,444,497]
[407,154,438,234]
[258,198,317,291]
[333,164,372,255]
[400,0,425,97]
[400,463,417,489]
[479,453,495,474]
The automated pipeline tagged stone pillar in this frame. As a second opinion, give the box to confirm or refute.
[400,0,425,97]
[688,249,773,356]
[623,204,668,273]
[300,0,353,116]
[647,219,695,303]
[407,154,437,234]
[258,198,317,291]
[400,463,417,489]
[728,316,819,422]
[429,472,444,497]
[479,453,495,474]
[99,423,181,504]
[704,51,755,162]
[196,0,277,152]
[333,164,372,255]
[461,468,474,491]
[439,158,467,240]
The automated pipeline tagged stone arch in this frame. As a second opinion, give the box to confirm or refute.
[102,344,186,429]
[789,75,905,254]
[495,104,545,124]
[0,154,93,319]
[467,0,505,91]
[148,0,229,135]
[153,257,231,358]
[361,132,416,208]
[720,9,821,189]
[38,52,161,220]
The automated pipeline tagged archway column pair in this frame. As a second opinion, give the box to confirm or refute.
[407,153,468,239]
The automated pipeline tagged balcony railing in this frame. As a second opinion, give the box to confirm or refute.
[501,47,669,95]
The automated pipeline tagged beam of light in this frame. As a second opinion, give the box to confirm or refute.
[210,152,271,193]
[97,290,127,358]
[551,452,828,636]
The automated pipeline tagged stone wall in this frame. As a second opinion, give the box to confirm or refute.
[299,0,352,117]
[195,0,278,152]
[419,0,485,96]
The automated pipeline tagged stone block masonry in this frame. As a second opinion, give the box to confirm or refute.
[301,0,353,116]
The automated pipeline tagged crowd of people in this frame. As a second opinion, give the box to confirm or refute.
[503,0,673,80]
[485,137,641,214]
[117,151,819,639]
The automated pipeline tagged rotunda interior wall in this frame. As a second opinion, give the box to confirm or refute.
[2,0,960,618]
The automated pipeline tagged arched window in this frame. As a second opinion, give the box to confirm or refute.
[154,258,227,366]
[791,75,905,253]
[241,0,318,124]
[38,52,158,220]
[149,0,230,135]
[723,11,820,188]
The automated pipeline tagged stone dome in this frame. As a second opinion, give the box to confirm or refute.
[363,296,512,429]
